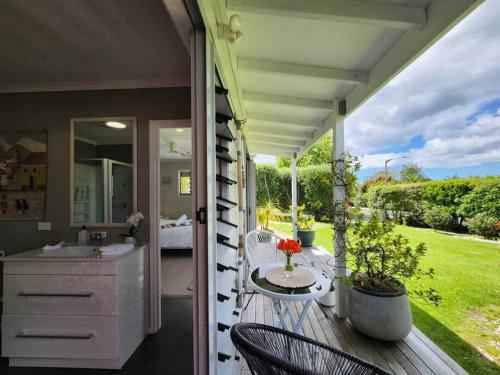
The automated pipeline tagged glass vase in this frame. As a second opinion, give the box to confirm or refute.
[285,254,294,273]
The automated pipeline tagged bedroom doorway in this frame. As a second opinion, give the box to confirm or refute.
[158,126,193,298]
[149,119,193,334]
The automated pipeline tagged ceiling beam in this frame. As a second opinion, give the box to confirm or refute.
[244,91,333,110]
[248,113,322,130]
[239,58,368,84]
[227,0,427,29]
[248,125,313,140]
[247,136,305,148]
[249,147,293,157]
[250,141,300,151]
[247,130,308,141]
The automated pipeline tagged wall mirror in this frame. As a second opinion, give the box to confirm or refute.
[70,117,136,226]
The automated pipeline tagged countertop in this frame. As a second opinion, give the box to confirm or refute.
[0,244,144,262]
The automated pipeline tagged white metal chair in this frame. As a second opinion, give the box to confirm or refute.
[243,229,280,310]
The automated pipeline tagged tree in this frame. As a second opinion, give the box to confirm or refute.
[361,171,396,193]
[399,162,429,183]
[277,132,333,168]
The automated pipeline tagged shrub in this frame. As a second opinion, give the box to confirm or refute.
[365,183,425,224]
[298,165,333,219]
[256,164,282,206]
[423,178,483,227]
[297,204,315,230]
[458,180,500,220]
[256,200,283,230]
[424,206,455,230]
[465,213,499,239]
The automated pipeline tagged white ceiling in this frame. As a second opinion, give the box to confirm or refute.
[159,128,192,160]
[0,0,190,92]
[221,0,482,157]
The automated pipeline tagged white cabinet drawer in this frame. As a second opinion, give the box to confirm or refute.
[2,315,118,359]
[3,275,117,316]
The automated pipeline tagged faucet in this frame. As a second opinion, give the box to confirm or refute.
[89,232,104,246]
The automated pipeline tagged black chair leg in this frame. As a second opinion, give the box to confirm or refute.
[243,291,256,311]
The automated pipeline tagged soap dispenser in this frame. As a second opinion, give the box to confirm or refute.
[78,225,89,245]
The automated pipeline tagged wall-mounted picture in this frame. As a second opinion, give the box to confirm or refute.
[0,130,47,220]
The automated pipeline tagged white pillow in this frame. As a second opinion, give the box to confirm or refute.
[175,214,187,226]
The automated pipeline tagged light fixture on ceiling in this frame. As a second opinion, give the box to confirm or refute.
[176,128,184,133]
[218,15,242,44]
[105,121,127,129]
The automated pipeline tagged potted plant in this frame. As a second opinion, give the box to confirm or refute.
[344,215,440,341]
[256,200,282,241]
[297,205,316,247]
[121,212,144,244]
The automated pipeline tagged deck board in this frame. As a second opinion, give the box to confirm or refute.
[236,246,467,375]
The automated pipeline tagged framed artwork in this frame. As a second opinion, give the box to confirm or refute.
[0,129,48,220]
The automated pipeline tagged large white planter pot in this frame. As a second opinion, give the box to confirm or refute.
[317,290,335,307]
[347,286,412,341]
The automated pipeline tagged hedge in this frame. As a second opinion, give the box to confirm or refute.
[256,164,332,219]
[256,162,361,221]
[257,162,500,235]
[365,177,500,230]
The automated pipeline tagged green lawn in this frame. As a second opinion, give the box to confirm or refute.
[269,222,500,375]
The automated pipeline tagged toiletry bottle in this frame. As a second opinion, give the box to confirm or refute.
[78,225,89,245]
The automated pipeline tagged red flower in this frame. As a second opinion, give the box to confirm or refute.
[277,238,302,256]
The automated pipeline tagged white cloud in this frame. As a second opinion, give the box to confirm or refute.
[361,112,500,168]
[345,1,500,170]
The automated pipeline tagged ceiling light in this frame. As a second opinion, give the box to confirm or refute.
[176,128,184,133]
[105,121,127,129]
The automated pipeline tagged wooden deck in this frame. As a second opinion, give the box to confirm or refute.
[237,246,467,375]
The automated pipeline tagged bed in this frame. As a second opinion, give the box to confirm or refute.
[160,218,193,250]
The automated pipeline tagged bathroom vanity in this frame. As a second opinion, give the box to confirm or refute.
[1,245,146,369]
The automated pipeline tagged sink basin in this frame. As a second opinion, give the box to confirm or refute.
[39,246,101,258]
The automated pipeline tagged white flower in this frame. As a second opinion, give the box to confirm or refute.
[127,212,144,227]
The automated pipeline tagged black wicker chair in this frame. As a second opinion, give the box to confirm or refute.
[231,323,391,375]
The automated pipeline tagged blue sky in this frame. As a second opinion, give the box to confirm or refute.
[256,1,500,181]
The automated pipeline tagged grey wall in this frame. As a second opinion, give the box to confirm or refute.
[160,160,192,219]
[0,88,190,254]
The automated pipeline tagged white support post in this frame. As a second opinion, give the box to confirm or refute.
[332,101,347,318]
[291,153,298,240]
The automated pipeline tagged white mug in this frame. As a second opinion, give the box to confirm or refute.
[0,250,5,258]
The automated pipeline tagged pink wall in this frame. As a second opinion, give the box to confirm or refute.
[0,88,190,254]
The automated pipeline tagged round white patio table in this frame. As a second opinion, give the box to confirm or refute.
[249,262,331,333]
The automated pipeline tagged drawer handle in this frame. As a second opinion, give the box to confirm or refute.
[16,332,94,340]
[18,292,94,298]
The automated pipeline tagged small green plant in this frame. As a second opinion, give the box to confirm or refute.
[296,204,315,231]
[465,213,499,240]
[424,205,455,230]
[256,200,282,230]
[347,215,441,305]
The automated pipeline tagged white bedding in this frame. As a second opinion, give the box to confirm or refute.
[160,219,192,249]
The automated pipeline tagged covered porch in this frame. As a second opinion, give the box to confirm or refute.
[237,245,467,375]
[198,1,486,373]
[201,0,486,320]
